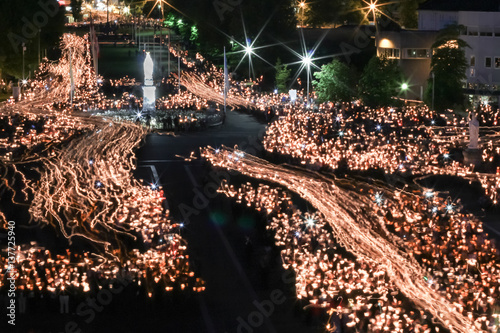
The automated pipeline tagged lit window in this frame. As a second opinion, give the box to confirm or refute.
[380,48,400,59]
[495,57,500,69]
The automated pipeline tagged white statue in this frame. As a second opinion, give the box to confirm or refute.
[468,112,479,149]
[144,52,154,84]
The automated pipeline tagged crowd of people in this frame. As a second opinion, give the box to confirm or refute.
[0,242,204,316]
[262,103,500,203]
[217,178,500,333]
[0,111,93,161]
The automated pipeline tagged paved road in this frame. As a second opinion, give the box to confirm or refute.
[134,110,323,333]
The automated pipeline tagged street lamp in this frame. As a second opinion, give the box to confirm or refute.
[302,53,312,107]
[22,42,26,81]
[401,82,409,102]
[431,72,435,111]
[299,2,306,27]
[244,43,253,80]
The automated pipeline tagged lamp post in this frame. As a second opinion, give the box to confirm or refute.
[159,3,162,76]
[244,44,253,80]
[299,2,305,27]
[38,29,41,65]
[431,72,435,111]
[401,82,409,103]
[178,50,180,92]
[303,53,312,108]
[22,42,26,81]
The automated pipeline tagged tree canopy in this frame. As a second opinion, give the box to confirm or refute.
[424,25,469,112]
[305,0,364,27]
[0,0,65,79]
[313,59,356,103]
[358,55,404,107]
[275,58,291,93]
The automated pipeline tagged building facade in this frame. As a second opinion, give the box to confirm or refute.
[376,0,500,103]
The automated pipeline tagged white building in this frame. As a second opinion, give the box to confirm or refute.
[419,0,500,99]
[376,0,500,102]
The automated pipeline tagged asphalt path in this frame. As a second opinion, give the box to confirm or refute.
[133,110,323,333]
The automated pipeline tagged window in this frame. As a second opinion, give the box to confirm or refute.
[470,56,475,67]
[380,48,400,59]
[468,27,479,36]
[470,68,475,77]
[480,29,493,37]
[495,57,500,69]
[406,49,430,58]
[485,57,492,68]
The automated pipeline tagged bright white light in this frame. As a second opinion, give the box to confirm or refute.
[425,191,434,198]
[244,45,253,55]
[401,83,408,90]
[22,80,28,85]
[306,217,315,227]
[369,3,376,10]
[376,124,381,131]
[446,204,453,212]
[302,55,312,66]
[432,206,438,213]
[338,131,344,137]
[151,183,157,190]
[443,153,450,159]
[179,223,184,228]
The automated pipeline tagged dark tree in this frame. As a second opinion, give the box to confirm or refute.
[70,0,83,22]
[275,58,291,93]
[305,0,364,27]
[398,0,425,29]
[0,0,65,79]
[424,25,469,112]
[169,0,296,77]
[359,55,404,107]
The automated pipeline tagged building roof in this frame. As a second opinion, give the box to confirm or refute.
[419,0,500,12]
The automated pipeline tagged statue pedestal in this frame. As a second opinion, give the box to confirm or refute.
[463,148,482,168]
[142,86,156,112]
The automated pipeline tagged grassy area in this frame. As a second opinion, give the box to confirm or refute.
[0,92,11,102]
[98,45,143,79]
[98,44,176,80]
